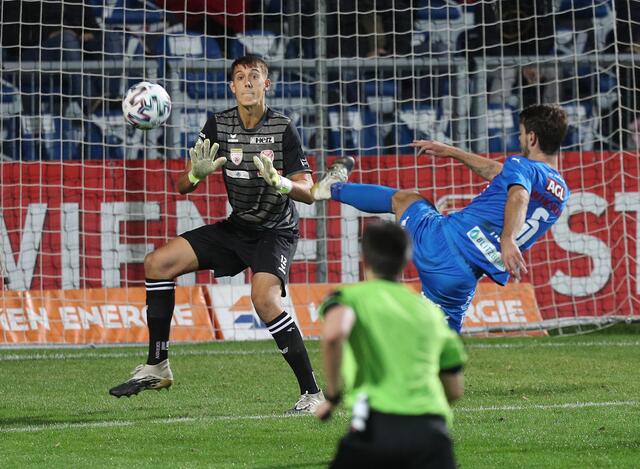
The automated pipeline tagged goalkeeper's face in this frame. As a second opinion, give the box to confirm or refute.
[230,65,271,108]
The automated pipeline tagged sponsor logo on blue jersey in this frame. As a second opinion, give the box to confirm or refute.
[466,226,506,271]
[545,177,566,201]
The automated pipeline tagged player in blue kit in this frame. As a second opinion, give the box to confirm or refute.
[312,104,569,332]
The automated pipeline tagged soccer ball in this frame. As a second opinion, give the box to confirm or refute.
[122,81,172,130]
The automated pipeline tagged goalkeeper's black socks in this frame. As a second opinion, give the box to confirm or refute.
[267,311,320,395]
[145,279,175,365]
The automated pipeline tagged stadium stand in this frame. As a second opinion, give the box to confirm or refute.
[158,32,228,101]
[91,0,166,30]
[412,0,468,55]
[0,0,636,160]
[328,105,383,156]
[0,79,22,160]
[85,110,145,160]
[486,104,520,154]
[101,31,147,103]
[21,114,82,161]
[396,103,452,147]
[561,101,596,151]
[177,108,213,154]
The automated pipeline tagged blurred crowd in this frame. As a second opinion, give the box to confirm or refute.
[0,0,638,159]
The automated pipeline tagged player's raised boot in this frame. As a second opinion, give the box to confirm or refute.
[109,359,173,397]
[286,390,326,415]
[311,156,356,201]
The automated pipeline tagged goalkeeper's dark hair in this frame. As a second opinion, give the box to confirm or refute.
[362,221,411,281]
[519,104,569,155]
[229,55,269,81]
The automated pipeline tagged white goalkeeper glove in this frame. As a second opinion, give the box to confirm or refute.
[188,138,226,185]
[253,154,293,194]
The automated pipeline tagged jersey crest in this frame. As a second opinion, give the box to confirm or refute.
[230,148,243,165]
[259,149,275,161]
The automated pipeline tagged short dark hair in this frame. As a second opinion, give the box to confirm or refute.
[229,55,269,81]
[362,221,411,281]
[519,104,569,155]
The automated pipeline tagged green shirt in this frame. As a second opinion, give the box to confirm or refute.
[319,279,467,425]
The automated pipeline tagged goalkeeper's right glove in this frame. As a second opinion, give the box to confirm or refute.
[188,138,226,185]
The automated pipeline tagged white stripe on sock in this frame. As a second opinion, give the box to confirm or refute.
[267,312,291,331]
[145,286,176,291]
[145,281,175,287]
[267,313,292,332]
[270,317,295,334]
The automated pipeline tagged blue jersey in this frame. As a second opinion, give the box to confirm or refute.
[443,156,569,285]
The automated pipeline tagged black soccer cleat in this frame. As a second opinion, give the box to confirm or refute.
[109,360,173,398]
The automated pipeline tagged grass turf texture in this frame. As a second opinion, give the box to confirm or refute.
[1,331,639,468]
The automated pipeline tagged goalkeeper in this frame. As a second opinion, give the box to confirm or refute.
[109,55,354,414]
[316,221,466,468]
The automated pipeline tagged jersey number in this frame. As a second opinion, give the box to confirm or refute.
[515,207,550,247]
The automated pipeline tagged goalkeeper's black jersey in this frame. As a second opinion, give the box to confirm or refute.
[199,106,311,231]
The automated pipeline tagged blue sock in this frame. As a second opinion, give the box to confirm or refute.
[331,183,397,213]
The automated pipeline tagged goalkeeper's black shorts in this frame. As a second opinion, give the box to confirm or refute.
[330,411,456,469]
[180,219,298,297]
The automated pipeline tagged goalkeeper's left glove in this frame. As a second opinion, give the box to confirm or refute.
[253,154,293,194]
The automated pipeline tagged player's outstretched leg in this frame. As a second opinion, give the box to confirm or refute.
[311,156,356,200]
[313,156,400,213]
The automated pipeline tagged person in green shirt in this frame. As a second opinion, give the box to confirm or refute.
[315,221,466,469]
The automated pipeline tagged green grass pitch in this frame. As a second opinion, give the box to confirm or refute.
[1,330,639,468]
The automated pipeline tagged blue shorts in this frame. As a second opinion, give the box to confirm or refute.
[399,200,480,333]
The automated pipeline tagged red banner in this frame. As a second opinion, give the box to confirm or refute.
[1,152,638,321]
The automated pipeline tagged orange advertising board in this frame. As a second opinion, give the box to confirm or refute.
[405,282,543,335]
[208,282,543,339]
[207,284,334,340]
[1,282,542,345]
[460,282,545,335]
[0,286,214,345]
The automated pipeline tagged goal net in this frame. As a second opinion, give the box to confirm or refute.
[1,0,638,343]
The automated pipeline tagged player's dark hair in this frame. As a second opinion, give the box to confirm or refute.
[362,221,411,281]
[229,55,269,81]
[519,104,569,155]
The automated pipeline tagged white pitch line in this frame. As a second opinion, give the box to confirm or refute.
[0,413,306,434]
[2,401,637,434]
[0,348,314,362]
[457,400,638,412]
[2,340,638,362]
[465,341,640,349]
